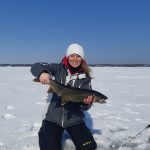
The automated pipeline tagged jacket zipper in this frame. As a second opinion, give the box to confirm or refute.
[61,105,64,127]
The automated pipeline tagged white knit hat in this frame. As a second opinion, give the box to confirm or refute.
[66,43,84,59]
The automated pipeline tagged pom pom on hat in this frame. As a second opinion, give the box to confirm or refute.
[66,43,84,59]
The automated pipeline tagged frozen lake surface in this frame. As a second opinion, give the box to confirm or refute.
[0,67,150,150]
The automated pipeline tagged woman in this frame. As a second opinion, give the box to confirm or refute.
[31,43,97,150]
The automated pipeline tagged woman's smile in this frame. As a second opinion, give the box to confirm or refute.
[68,54,82,68]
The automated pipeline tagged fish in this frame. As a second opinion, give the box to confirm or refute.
[33,78,108,105]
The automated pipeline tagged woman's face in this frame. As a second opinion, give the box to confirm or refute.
[68,53,82,68]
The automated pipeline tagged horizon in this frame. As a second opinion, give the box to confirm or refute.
[0,0,150,64]
[0,63,150,66]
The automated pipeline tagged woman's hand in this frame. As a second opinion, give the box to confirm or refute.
[83,96,95,105]
[39,73,50,84]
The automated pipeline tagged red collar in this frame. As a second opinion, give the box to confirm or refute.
[62,56,86,75]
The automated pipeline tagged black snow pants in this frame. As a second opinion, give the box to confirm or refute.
[38,120,97,150]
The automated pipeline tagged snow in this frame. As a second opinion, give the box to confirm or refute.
[0,67,150,150]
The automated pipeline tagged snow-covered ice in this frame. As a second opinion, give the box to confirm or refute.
[0,66,150,150]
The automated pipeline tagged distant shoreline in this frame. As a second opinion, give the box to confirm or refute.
[0,64,150,67]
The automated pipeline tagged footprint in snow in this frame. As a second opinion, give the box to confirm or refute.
[2,113,16,120]
[36,102,45,105]
[0,142,4,147]
[5,105,16,111]
[30,122,41,131]
[134,118,149,124]
[22,145,39,150]
[124,108,141,115]
[0,142,7,149]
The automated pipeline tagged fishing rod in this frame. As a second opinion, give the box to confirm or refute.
[118,124,150,150]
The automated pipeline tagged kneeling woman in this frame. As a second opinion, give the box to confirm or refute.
[31,43,97,150]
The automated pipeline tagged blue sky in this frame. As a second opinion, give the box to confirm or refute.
[0,0,150,64]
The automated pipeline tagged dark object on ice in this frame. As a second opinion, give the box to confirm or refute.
[119,124,150,149]
[33,78,108,105]
[146,124,150,129]
[148,137,150,143]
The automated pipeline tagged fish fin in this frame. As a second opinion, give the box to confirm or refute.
[47,86,53,93]
[105,99,110,103]
[98,99,107,103]
[33,78,40,82]
[61,100,68,106]
[61,97,68,105]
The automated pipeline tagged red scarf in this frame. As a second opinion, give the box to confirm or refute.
[62,56,86,75]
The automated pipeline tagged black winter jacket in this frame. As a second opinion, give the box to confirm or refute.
[31,62,92,128]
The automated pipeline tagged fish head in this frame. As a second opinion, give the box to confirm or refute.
[95,96,108,103]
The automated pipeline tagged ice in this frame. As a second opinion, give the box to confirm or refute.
[0,67,150,149]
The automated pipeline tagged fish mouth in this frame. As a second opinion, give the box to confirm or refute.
[101,99,108,103]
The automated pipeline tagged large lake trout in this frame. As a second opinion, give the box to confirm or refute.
[34,78,108,105]
[49,79,108,105]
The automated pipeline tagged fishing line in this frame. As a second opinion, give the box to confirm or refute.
[118,124,150,150]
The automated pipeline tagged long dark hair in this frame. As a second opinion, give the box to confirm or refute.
[62,56,93,79]
[81,61,92,79]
